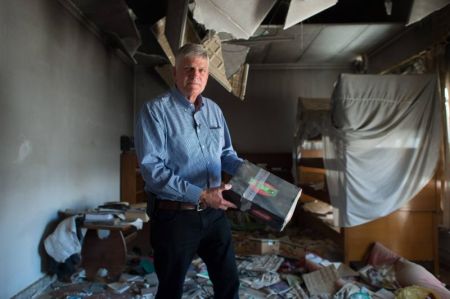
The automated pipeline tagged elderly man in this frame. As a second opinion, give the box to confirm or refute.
[135,43,242,299]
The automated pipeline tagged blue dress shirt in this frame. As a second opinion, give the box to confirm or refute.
[134,88,243,204]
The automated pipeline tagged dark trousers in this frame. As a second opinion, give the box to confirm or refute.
[150,207,240,299]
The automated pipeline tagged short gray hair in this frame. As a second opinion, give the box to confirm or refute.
[175,43,209,65]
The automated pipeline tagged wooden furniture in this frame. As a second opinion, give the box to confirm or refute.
[120,151,152,255]
[343,180,440,272]
[298,146,441,273]
[120,150,146,203]
[81,222,138,281]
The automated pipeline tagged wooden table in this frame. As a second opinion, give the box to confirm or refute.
[81,222,138,281]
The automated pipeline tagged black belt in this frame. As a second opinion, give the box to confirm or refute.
[157,200,207,211]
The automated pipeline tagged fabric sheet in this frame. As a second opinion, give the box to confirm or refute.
[323,74,441,227]
[44,215,83,263]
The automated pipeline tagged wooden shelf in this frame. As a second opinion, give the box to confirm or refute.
[120,151,146,204]
[298,157,324,168]
[299,185,330,203]
[119,152,152,256]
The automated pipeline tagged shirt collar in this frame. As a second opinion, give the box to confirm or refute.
[172,87,204,111]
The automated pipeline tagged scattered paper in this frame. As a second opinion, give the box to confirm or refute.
[302,265,338,296]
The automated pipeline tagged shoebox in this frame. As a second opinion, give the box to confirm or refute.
[224,160,302,231]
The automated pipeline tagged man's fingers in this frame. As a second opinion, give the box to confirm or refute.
[222,199,237,209]
[221,183,232,191]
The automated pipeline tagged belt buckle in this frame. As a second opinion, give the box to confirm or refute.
[196,202,206,211]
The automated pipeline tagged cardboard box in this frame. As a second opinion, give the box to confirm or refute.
[252,238,280,255]
[224,160,302,231]
[232,233,280,255]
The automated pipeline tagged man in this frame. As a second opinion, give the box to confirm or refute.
[134,43,242,299]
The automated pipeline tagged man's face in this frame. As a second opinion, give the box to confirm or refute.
[174,55,209,102]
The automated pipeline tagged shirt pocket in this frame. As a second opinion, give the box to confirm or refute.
[208,126,224,150]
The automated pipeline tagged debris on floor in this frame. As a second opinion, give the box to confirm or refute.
[36,228,449,299]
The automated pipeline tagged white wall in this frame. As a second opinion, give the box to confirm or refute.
[0,1,133,297]
[134,66,168,123]
[207,67,346,153]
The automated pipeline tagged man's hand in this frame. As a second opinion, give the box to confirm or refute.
[200,183,237,210]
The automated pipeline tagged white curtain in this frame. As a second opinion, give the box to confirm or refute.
[323,74,441,227]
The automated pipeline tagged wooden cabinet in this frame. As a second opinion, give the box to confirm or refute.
[297,145,341,246]
[119,151,152,255]
[120,151,146,204]
[343,179,440,272]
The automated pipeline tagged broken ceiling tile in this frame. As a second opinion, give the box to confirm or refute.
[230,63,249,100]
[151,17,201,65]
[151,17,248,97]
[407,0,450,25]
[202,33,233,92]
[183,18,202,46]
[151,18,176,65]
[192,0,277,40]
[222,43,250,78]
[284,0,338,30]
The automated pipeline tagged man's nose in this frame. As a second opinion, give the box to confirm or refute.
[191,69,202,76]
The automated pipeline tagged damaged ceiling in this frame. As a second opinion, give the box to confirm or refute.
[66,0,450,98]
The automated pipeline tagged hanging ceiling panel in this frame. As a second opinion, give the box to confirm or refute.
[284,0,337,29]
[407,0,450,25]
[192,0,277,39]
